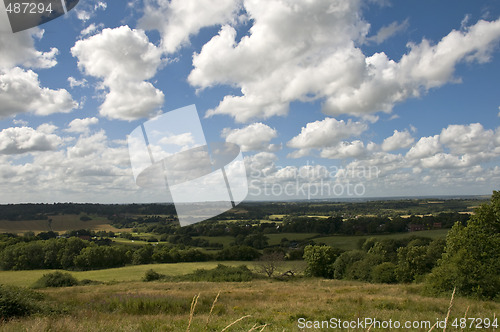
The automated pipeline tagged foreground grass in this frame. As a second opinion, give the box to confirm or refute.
[1,279,499,331]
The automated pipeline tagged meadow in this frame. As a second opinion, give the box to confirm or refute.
[0,214,124,234]
[1,276,499,331]
[0,261,306,287]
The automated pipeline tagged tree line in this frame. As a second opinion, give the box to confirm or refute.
[303,191,500,300]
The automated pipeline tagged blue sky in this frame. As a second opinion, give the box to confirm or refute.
[0,0,500,203]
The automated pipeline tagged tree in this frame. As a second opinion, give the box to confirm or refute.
[332,250,366,280]
[426,191,500,299]
[255,252,285,278]
[371,262,397,284]
[303,245,343,278]
[395,245,429,283]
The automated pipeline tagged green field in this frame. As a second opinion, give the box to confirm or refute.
[266,232,319,245]
[314,229,450,250]
[0,214,125,234]
[0,261,267,287]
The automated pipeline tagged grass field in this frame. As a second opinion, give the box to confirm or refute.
[0,261,307,288]
[0,261,274,287]
[266,233,319,246]
[314,229,449,251]
[1,278,498,331]
[0,214,125,234]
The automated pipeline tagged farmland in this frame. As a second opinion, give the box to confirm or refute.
[0,196,498,331]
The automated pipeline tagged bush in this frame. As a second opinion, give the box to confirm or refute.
[303,245,343,278]
[32,271,79,288]
[332,250,366,279]
[143,269,164,282]
[186,264,256,282]
[0,285,45,319]
[371,262,397,284]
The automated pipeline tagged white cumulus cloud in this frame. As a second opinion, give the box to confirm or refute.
[0,126,62,154]
[139,0,241,53]
[66,117,99,134]
[222,123,278,151]
[0,28,58,69]
[0,67,77,119]
[287,118,368,150]
[187,0,500,122]
[381,129,414,151]
[71,26,165,120]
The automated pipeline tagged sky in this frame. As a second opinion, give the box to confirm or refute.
[0,0,500,204]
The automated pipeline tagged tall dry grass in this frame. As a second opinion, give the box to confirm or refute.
[1,280,498,331]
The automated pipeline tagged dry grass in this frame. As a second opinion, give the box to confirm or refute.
[1,280,499,331]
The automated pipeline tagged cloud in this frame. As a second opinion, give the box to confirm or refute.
[0,130,142,203]
[405,135,442,160]
[80,23,105,37]
[158,133,195,146]
[440,123,495,154]
[366,19,409,44]
[67,77,87,88]
[287,118,367,150]
[138,0,241,53]
[222,123,278,151]
[381,129,414,151]
[0,67,77,119]
[71,26,165,120]
[320,140,367,159]
[74,0,107,22]
[0,28,58,69]
[0,126,62,154]
[65,117,99,134]
[188,0,500,122]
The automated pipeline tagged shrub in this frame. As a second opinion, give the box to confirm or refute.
[0,285,44,320]
[143,269,164,282]
[186,264,256,282]
[32,271,79,288]
[332,250,366,279]
[303,245,343,278]
[371,262,397,284]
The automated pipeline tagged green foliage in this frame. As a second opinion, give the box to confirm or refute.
[143,269,164,282]
[132,245,154,265]
[303,245,343,278]
[395,245,429,283]
[32,271,79,288]
[216,245,261,261]
[344,253,383,282]
[79,215,92,221]
[426,191,500,299]
[73,245,130,270]
[332,250,366,279]
[185,264,256,282]
[371,262,397,284]
[0,285,45,320]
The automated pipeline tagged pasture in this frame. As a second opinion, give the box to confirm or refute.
[1,277,498,331]
[0,214,124,234]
